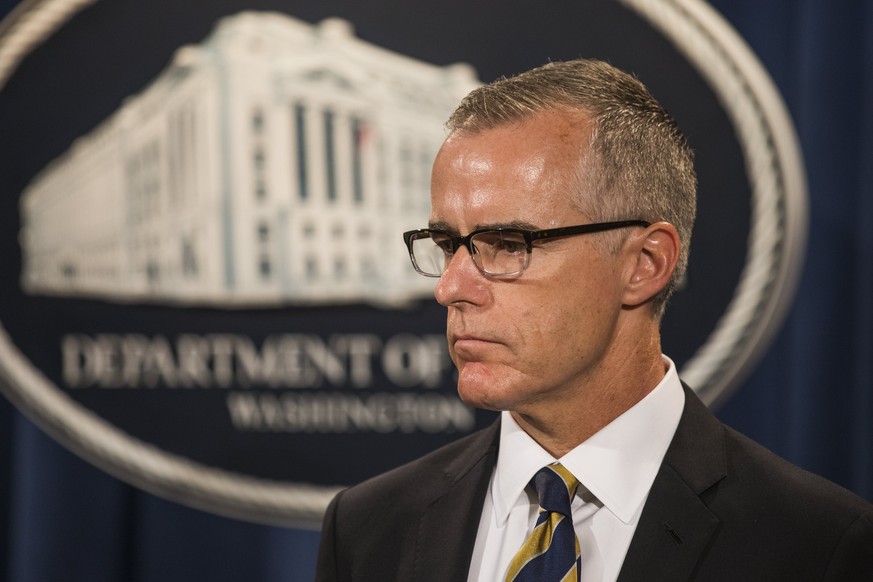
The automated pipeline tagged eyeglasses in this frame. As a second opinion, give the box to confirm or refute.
[403,220,650,277]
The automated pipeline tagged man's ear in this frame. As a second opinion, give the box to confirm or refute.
[622,222,680,308]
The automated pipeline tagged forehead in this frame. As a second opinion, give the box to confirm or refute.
[430,110,593,229]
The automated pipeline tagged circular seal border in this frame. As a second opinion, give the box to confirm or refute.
[0,0,807,526]
[620,0,807,406]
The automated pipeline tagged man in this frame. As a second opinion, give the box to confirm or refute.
[316,59,873,581]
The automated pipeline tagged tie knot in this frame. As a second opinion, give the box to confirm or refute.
[531,463,579,518]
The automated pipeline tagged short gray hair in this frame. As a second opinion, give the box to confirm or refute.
[446,59,697,317]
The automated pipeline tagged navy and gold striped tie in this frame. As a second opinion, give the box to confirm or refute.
[505,463,581,582]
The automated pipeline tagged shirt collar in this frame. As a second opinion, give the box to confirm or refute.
[491,356,685,526]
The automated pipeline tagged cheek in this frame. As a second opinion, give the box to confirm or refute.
[501,291,574,369]
[527,279,614,359]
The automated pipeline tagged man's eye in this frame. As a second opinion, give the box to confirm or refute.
[477,233,526,254]
[496,238,527,254]
[432,237,454,254]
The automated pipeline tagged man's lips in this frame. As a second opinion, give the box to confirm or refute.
[450,334,502,356]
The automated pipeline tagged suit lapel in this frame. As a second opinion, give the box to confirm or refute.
[618,386,727,582]
[414,420,500,582]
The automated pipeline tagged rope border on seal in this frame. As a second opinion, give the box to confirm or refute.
[0,0,96,89]
[620,0,807,406]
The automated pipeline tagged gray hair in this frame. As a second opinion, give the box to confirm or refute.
[446,59,697,317]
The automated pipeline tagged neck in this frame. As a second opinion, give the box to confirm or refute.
[510,321,666,458]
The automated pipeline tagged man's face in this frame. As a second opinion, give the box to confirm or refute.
[430,110,630,415]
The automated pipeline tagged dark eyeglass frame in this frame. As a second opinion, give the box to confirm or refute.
[403,219,651,277]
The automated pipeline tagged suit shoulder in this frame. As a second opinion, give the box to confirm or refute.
[721,425,872,518]
[690,426,873,577]
[660,396,873,578]
[676,388,872,522]
[337,421,498,507]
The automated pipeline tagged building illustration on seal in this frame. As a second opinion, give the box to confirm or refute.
[19,11,479,307]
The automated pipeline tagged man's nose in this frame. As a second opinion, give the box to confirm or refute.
[433,245,488,307]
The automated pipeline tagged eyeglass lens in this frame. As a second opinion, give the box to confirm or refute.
[413,231,529,276]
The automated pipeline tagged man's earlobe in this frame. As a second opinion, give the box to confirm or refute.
[622,222,680,308]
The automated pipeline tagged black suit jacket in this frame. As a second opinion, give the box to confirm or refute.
[316,387,873,581]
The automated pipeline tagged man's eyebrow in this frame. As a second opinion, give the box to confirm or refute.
[427,219,540,233]
[427,220,457,233]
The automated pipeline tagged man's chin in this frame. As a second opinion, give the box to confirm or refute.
[456,365,512,412]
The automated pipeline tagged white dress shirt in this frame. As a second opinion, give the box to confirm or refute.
[466,356,685,582]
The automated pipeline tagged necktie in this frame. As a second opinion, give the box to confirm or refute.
[505,463,582,582]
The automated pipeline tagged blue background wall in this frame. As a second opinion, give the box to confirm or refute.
[1,1,871,580]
